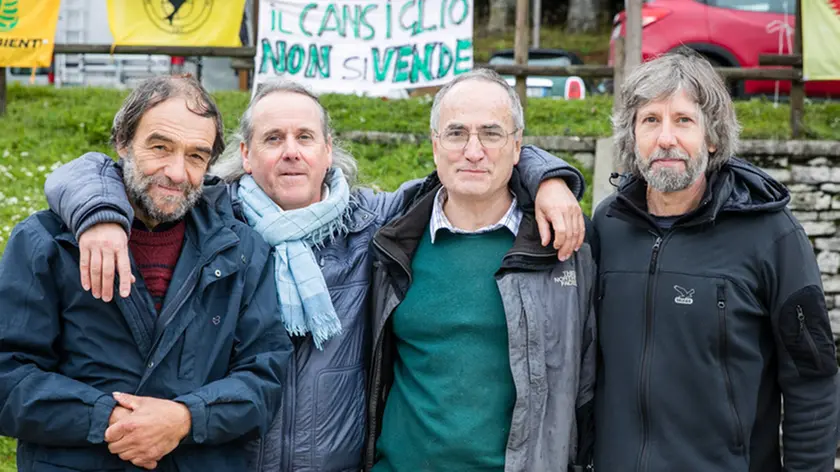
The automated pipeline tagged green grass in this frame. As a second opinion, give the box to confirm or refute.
[1,84,839,256]
[0,437,13,471]
[0,82,835,466]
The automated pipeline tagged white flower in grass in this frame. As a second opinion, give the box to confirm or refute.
[23,170,33,178]
[1,150,8,158]
[37,166,46,172]
[20,152,29,157]
[6,197,18,205]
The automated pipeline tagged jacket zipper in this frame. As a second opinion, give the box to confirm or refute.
[797,305,823,372]
[717,285,745,451]
[636,235,662,472]
[139,240,237,387]
[284,355,297,472]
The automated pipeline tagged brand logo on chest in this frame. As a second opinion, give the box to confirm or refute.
[674,285,695,305]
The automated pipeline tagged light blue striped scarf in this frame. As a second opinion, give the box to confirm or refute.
[237,168,350,349]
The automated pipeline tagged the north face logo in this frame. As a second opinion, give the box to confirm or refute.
[674,285,695,305]
[554,270,577,287]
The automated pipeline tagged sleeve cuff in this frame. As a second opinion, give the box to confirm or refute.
[87,394,117,443]
[174,393,207,444]
[543,168,586,201]
[75,209,131,241]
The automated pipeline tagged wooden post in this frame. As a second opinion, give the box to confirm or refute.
[790,0,804,138]
[238,70,249,91]
[0,67,6,116]
[624,0,643,74]
[514,0,530,113]
[612,36,625,112]
[251,0,260,91]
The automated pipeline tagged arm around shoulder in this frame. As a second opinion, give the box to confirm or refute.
[44,152,133,239]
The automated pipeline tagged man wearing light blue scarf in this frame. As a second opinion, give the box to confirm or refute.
[43,78,590,472]
[238,168,350,349]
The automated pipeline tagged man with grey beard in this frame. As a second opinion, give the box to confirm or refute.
[0,75,292,472]
[593,51,838,472]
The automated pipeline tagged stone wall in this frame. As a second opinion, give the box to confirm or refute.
[339,132,840,334]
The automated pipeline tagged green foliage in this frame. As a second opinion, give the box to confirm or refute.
[0,436,14,471]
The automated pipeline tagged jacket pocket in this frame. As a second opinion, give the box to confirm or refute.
[716,284,745,452]
[314,365,366,471]
[777,285,838,377]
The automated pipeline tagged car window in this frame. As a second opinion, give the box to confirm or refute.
[710,0,795,14]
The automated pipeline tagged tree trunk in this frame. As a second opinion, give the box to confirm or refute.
[487,0,514,34]
[566,0,598,33]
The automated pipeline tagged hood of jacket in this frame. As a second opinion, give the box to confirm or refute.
[609,157,790,227]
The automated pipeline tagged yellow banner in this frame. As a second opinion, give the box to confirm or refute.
[107,0,247,46]
[0,0,60,68]
[803,0,840,80]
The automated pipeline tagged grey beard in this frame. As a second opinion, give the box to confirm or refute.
[123,156,203,225]
[636,145,709,193]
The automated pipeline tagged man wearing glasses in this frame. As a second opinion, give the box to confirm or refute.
[363,68,597,472]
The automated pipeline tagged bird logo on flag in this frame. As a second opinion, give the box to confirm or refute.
[143,0,213,35]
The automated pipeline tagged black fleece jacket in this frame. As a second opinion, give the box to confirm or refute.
[593,158,838,472]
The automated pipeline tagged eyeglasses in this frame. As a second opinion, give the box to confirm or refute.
[434,127,519,150]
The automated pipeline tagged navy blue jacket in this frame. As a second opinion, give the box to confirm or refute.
[44,147,585,472]
[593,158,838,472]
[0,181,293,471]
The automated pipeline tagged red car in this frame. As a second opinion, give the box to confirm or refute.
[609,0,840,97]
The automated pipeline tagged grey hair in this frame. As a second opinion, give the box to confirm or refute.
[111,74,226,164]
[429,68,525,132]
[613,50,740,176]
[210,78,358,188]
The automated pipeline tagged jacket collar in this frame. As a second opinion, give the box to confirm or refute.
[608,169,732,231]
[372,170,555,281]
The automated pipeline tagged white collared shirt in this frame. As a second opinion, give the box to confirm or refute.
[429,188,522,243]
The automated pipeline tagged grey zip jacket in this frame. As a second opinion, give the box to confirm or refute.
[364,171,598,472]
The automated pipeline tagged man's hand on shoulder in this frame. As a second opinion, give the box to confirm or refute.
[105,392,191,469]
[79,223,134,302]
[535,178,585,261]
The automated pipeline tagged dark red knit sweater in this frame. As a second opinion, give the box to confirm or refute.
[129,220,186,312]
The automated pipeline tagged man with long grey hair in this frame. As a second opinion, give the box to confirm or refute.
[594,51,838,471]
[43,77,590,471]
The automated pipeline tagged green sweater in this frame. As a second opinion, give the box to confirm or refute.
[373,228,517,472]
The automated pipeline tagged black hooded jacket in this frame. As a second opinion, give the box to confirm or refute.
[593,158,838,472]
